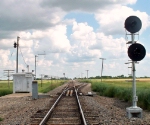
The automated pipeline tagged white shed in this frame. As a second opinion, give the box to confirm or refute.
[13,72,34,93]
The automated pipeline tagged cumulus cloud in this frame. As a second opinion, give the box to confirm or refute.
[41,0,137,12]
[95,5,150,35]
[67,22,101,62]
[89,32,127,59]
[15,24,71,54]
[0,49,16,70]
[0,0,150,78]
[37,59,53,67]
[0,0,66,37]
[33,25,71,54]
[0,39,15,49]
[71,22,96,46]
[63,19,127,76]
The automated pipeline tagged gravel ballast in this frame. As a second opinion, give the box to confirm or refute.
[0,83,67,125]
[0,82,150,125]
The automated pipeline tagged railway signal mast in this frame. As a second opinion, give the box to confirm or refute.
[124,16,146,118]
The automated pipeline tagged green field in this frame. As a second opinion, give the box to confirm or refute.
[79,78,150,110]
[37,79,66,93]
[0,81,13,97]
[0,79,67,97]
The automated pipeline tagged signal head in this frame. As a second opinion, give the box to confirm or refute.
[14,42,17,48]
[125,16,142,33]
[128,43,146,61]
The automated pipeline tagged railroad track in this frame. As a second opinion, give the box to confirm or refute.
[31,81,87,125]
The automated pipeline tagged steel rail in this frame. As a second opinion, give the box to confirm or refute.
[76,83,87,91]
[39,86,69,125]
[39,83,87,125]
[75,86,87,125]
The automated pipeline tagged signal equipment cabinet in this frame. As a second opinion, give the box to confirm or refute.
[13,72,34,93]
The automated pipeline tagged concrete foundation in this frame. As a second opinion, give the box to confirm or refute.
[126,107,143,119]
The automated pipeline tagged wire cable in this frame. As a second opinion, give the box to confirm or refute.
[19,46,27,66]
[7,48,15,64]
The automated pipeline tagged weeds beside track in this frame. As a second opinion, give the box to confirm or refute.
[79,79,150,111]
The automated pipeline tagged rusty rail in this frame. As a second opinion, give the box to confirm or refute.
[75,86,87,125]
[39,83,87,125]
[39,86,69,125]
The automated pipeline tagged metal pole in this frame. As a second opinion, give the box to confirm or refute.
[51,76,52,89]
[132,61,137,107]
[41,74,43,87]
[27,65,29,72]
[4,70,14,88]
[99,58,106,82]
[16,36,20,73]
[8,70,10,88]
[101,60,103,82]
[35,55,38,80]
[86,70,89,79]
[35,53,45,80]
[131,33,137,108]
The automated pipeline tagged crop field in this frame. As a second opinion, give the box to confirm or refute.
[0,79,67,97]
[91,78,150,89]
[37,79,66,93]
[80,78,150,110]
[0,81,13,97]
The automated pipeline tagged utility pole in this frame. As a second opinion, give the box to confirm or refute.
[99,58,106,82]
[27,65,29,72]
[16,36,20,73]
[85,70,89,79]
[4,70,14,88]
[63,73,65,80]
[38,53,46,56]
[51,76,52,88]
[40,74,44,87]
[35,52,46,80]
[35,55,38,80]
[14,36,20,73]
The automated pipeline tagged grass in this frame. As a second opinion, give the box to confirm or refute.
[0,117,3,121]
[79,78,150,110]
[37,79,66,93]
[0,79,67,97]
[0,81,13,97]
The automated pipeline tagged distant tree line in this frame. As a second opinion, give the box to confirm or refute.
[36,75,71,80]
[74,75,150,79]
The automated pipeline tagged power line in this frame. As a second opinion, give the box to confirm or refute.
[19,46,27,66]
[3,70,14,88]
[9,48,15,61]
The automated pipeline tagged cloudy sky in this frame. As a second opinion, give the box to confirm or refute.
[0,0,150,79]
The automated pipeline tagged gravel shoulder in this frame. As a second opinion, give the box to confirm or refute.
[0,82,150,125]
[80,83,150,125]
[0,83,67,125]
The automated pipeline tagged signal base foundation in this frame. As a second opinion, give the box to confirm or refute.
[126,107,143,119]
